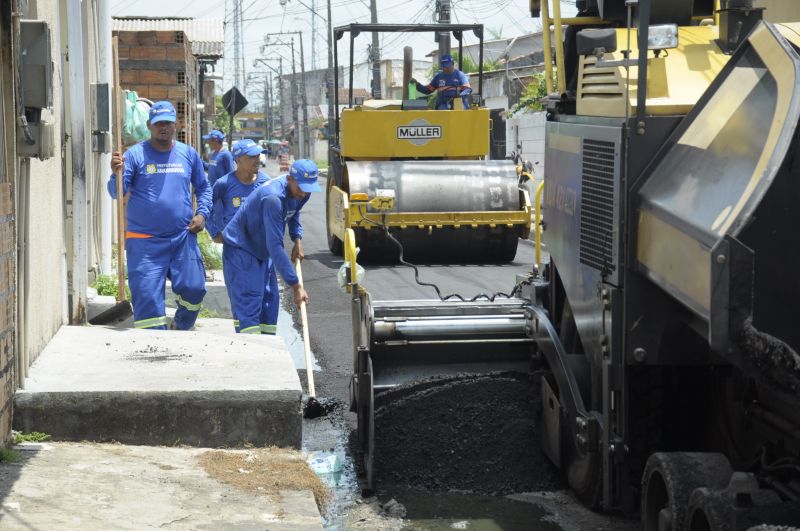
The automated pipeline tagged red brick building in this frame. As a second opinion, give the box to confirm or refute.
[112,17,223,150]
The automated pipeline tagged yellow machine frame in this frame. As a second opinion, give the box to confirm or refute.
[340,106,490,159]
[328,184,533,243]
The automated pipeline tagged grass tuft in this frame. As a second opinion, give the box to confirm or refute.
[15,432,51,443]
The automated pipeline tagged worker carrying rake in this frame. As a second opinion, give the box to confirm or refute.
[221,159,320,335]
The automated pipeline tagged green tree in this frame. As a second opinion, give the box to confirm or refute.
[451,52,501,74]
[487,26,504,41]
[507,72,549,117]
[213,95,240,134]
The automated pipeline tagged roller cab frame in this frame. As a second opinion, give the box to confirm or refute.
[326,23,531,263]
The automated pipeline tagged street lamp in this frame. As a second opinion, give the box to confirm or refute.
[277,0,334,167]
[262,33,310,159]
[255,58,285,140]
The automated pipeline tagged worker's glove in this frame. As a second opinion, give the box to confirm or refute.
[459,88,473,96]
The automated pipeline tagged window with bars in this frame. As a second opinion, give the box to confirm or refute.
[175,32,184,44]
[176,102,185,115]
[177,131,186,143]
[177,71,185,85]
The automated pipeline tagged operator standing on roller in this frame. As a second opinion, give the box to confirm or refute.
[221,159,320,335]
[412,54,472,110]
[109,100,211,331]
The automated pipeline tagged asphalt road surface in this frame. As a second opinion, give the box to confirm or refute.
[296,174,636,530]
[296,175,538,406]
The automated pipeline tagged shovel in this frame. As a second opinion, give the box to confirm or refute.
[89,36,132,325]
[296,259,329,419]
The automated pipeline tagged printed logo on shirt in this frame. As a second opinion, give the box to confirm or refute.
[285,209,296,221]
[232,197,241,207]
[145,163,186,174]
[209,160,217,166]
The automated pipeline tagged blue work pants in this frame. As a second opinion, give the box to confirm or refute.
[222,245,279,334]
[126,231,206,330]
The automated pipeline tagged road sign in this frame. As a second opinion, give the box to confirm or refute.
[222,87,248,116]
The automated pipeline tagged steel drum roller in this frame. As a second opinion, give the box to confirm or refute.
[344,160,522,213]
[343,160,525,262]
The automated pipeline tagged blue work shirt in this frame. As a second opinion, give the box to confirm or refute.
[206,149,235,187]
[107,140,211,238]
[206,170,270,238]
[222,175,310,286]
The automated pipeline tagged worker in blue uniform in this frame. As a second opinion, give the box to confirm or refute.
[109,100,212,331]
[221,159,320,335]
[206,139,271,332]
[412,54,473,110]
[206,139,270,243]
[202,130,234,187]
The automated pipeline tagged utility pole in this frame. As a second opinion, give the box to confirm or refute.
[436,0,451,61]
[267,72,273,139]
[264,74,272,142]
[233,0,243,91]
[279,58,285,140]
[311,0,317,70]
[298,31,310,159]
[326,0,334,167]
[369,0,381,98]
[289,37,301,158]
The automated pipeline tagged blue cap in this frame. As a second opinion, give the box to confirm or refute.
[289,159,320,193]
[440,54,454,67]
[149,101,176,124]
[203,130,224,142]
[232,139,267,158]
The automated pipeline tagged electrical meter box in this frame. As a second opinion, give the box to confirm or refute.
[20,20,53,110]
[17,121,54,160]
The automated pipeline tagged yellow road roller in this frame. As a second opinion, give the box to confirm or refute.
[326,23,531,263]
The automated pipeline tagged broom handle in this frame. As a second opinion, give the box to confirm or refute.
[295,259,316,398]
[112,37,126,302]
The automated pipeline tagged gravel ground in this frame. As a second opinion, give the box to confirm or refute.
[372,372,565,495]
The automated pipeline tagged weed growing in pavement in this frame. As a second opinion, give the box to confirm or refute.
[92,274,131,302]
[198,231,222,270]
[198,307,217,319]
[14,432,51,443]
[0,448,21,463]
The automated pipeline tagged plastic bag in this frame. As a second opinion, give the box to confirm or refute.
[122,91,151,147]
[337,248,366,289]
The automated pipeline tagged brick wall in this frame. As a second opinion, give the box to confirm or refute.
[0,182,15,443]
[115,30,199,149]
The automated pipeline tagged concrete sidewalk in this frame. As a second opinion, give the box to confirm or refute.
[13,324,302,447]
[3,270,325,529]
[0,442,322,530]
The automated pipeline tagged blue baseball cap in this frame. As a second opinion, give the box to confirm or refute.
[232,139,267,158]
[440,54,454,67]
[149,101,176,124]
[203,130,224,142]
[289,159,320,193]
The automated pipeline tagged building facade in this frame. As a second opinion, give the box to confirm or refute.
[112,17,223,151]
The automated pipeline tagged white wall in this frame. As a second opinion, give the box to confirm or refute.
[506,110,546,183]
[20,0,68,373]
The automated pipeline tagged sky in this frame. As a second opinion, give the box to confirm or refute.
[110,0,577,102]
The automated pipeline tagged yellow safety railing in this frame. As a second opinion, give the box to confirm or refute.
[534,181,545,267]
[344,228,358,286]
[539,1,608,95]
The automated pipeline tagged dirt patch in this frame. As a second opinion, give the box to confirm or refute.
[372,372,565,495]
[198,447,330,510]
